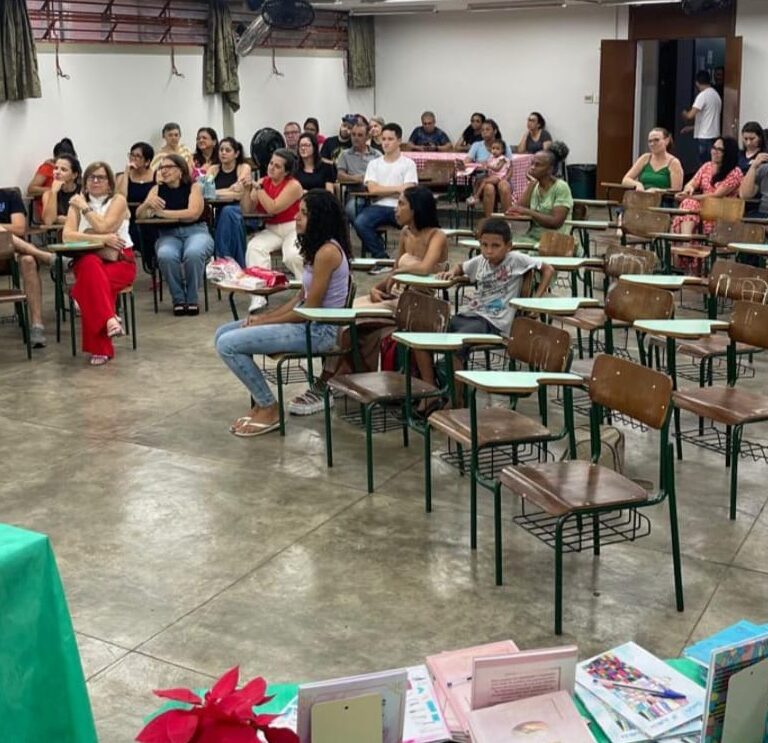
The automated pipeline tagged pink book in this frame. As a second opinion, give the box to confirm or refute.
[468,690,595,743]
[426,640,519,742]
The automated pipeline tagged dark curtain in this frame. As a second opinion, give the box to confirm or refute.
[347,16,375,89]
[0,0,42,102]
[203,0,240,113]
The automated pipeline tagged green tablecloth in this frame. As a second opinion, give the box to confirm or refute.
[0,524,97,742]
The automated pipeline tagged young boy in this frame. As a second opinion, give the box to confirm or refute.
[415,217,554,403]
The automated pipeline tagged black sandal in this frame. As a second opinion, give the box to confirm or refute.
[186,304,200,316]
[173,304,186,316]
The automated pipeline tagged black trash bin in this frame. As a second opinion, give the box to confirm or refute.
[567,164,596,199]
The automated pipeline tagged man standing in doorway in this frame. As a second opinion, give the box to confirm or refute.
[353,122,417,270]
[682,70,722,164]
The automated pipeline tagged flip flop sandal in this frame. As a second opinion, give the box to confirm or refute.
[107,319,125,338]
[89,355,110,366]
[229,416,255,433]
[231,419,280,437]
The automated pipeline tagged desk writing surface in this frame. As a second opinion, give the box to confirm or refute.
[349,258,396,268]
[456,370,583,393]
[565,220,615,230]
[211,280,300,296]
[510,296,600,314]
[391,273,456,288]
[728,242,768,255]
[619,274,694,288]
[543,257,602,269]
[47,241,103,253]
[634,319,729,338]
[392,332,503,350]
[295,307,394,322]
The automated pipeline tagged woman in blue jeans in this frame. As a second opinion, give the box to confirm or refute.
[215,189,351,437]
[136,153,213,315]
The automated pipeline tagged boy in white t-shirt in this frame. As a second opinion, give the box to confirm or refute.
[682,70,722,165]
[353,122,418,269]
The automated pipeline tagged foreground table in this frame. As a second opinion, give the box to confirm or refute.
[0,524,97,742]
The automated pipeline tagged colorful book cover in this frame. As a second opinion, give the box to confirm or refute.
[576,642,705,739]
[402,665,451,743]
[702,632,768,742]
[683,621,768,668]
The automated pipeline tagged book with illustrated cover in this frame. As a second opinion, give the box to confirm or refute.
[683,621,768,668]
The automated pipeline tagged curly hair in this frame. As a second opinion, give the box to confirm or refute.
[549,140,570,165]
[297,189,351,265]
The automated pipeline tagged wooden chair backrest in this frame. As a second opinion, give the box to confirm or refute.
[603,243,659,278]
[699,196,745,223]
[0,231,13,261]
[708,259,768,303]
[622,207,670,239]
[622,190,662,209]
[395,289,451,333]
[707,219,765,248]
[730,300,768,348]
[418,160,454,187]
[507,316,571,372]
[538,231,575,257]
[590,354,672,430]
[606,279,675,323]
[571,203,588,221]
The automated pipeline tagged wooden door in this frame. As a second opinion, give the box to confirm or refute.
[722,36,742,140]
[596,40,637,197]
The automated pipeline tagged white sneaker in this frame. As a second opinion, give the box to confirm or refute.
[248,295,267,313]
[288,388,334,416]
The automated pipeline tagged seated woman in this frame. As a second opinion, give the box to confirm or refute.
[621,128,683,192]
[136,154,213,316]
[516,112,552,154]
[215,189,351,437]
[27,137,77,222]
[116,142,156,265]
[240,148,304,312]
[41,154,82,226]
[455,112,485,152]
[303,117,326,146]
[738,121,765,174]
[368,116,385,153]
[208,137,252,267]
[62,162,137,366]
[672,137,743,236]
[295,133,335,193]
[464,119,513,217]
[193,127,219,176]
[505,144,573,244]
[150,122,194,173]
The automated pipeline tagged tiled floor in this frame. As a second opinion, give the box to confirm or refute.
[1,230,767,742]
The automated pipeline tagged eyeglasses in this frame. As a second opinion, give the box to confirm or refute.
[87,174,108,182]
[158,164,178,171]
[283,130,300,136]
[711,145,725,152]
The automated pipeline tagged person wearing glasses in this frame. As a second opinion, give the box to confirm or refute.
[672,137,743,238]
[295,133,335,193]
[621,127,683,192]
[282,121,302,153]
[516,112,552,154]
[136,154,213,316]
[62,162,137,366]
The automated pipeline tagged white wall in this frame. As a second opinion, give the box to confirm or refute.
[1,45,373,191]
[736,0,768,127]
[373,6,625,164]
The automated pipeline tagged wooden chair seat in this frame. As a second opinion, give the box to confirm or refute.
[499,460,649,518]
[560,308,607,331]
[673,386,768,427]
[0,289,27,303]
[328,371,436,404]
[671,245,712,260]
[429,407,550,449]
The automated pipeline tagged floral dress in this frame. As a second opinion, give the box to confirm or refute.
[672,162,743,235]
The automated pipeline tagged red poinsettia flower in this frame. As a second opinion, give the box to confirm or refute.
[136,666,299,743]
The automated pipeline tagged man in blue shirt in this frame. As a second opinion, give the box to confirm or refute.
[407,111,452,152]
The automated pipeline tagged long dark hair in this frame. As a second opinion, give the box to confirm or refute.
[402,185,439,231]
[483,118,504,142]
[55,154,82,192]
[741,121,765,152]
[297,132,320,170]
[53,137,76,158]
[218,136,244,166]
[193,127,219,167]
[297,189,351,265]
[712,137,739,185]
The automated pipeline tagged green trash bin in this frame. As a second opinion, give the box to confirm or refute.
[567,164,596,199]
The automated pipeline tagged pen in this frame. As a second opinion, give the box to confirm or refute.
[446,676,472,688]
[593,679,687,700]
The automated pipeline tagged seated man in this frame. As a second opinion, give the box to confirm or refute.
[352,122,418,271]
[407,111,452,152]
[0,188,54,348]
[319,114,356,164]
[282,121,301,153]
[336,121,382,225]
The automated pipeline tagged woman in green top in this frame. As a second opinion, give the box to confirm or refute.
[622,127,683,192]
[506,147,573,242]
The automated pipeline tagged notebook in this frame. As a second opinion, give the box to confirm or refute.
[683,621,768,668]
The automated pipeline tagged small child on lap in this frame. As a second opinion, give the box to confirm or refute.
[466,140,510,206]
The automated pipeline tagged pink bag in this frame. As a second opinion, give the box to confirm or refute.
[242,267,288,287]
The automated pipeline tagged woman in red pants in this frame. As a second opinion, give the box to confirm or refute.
[63,162,137,365]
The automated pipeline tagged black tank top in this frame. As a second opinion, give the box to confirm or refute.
[157,182,204,223]
[214,167,238,190]
[127,179,154,205]
[57,188,78,216]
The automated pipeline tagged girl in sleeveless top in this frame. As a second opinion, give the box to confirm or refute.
[41,155,81,226]
[136,153,214,315]
[622,128,683,192]
[215,190,351,437]
[62,162,137,366]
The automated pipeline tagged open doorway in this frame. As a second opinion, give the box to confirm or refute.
[635,38,725,177]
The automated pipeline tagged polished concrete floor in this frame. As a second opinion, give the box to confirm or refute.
[1,233,767,742]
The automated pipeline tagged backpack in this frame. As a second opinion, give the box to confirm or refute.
[561,424,625,474]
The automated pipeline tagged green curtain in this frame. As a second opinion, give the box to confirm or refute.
[0,0,42,102]
[347,16,375,89]
[204,0,240,113]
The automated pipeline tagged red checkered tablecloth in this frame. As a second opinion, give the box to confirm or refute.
[403,152,533,201]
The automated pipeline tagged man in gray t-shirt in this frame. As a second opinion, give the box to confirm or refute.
[337,122,382,223]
